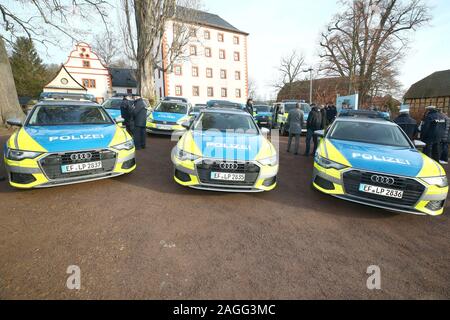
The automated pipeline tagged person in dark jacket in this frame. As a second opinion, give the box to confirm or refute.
[319,105,328,129]
[305,104,323,156]
[132,97,148,150]
[440,112,450,165]
[393,108,418,140]
[326,103,337,124]
[286,103,304,155]
[421,106,447,162]
[245,98,254,116]
[120,96,133,134]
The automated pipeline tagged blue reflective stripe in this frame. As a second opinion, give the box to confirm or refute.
[152,112,186,122]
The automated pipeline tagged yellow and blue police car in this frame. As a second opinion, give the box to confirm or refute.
[146,97,192,135]
[171,108,278,192]
[312,110,448,216]
[4,99,136,188]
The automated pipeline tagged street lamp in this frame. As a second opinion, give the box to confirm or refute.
[303,67,313,104]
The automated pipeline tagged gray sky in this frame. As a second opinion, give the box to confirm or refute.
[28,0,450,100]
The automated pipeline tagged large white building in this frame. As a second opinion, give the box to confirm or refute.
[44,8,249,105]
[154,7,249,105]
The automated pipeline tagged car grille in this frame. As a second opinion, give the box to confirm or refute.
[196,161,260,186]
[343,170,425,207]
[152,120,177,125]
[39,150,117,180]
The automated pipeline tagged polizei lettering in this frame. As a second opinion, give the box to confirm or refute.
[352,152,411,165]
[49,134,105,142]
[206,142,250,150]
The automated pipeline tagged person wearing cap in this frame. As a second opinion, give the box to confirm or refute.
[393,107,418,140]
[421,106,447,162]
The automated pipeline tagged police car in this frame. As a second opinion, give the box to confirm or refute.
[4,99,136,188]
[253,105,273,128]
[146,98,192,135]
[312,110,448,216]
[171,108,278,192]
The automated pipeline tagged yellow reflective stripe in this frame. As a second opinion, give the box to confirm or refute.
[254,178,277,191]
[5,158,40,168]
[178,132,202,156]
[415,201,444,216]
[147,122,157,128]
[7,132,18,149]
[313,182,344,195]
[174,174,199,186]
[314,162,341,180]
[417,153,443,177]
[109,127,128,147]
[425,185,449,195]
[9,173,48,189]
[255,138,275,160]
[325,139,351,167]
[16,129,47,152]
[173,156,195,171]
[318,139,327,157]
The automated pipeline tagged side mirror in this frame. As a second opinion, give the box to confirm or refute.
[115,116,125,124]
[181,120,192,129]
[260,127,270,135]
[6,119,22,127]
[314,130,325,138]
[414,140,426,149]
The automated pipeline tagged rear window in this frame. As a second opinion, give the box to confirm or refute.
[329,121,411,148]
[255,106,271,113]
[28,105,113,126]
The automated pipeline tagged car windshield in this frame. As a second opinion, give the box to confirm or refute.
[194,113,258,134]
[329,121,411,148]
[103,99,123,110]
[155,102,187,114]
[28,105,113,126]
[255,106,271,113]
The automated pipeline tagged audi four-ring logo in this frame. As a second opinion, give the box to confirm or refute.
[219,163,239,170]
[70,152,93,161]
[371,175,395,185]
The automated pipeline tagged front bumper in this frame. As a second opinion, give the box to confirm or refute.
[312,162,448,216]
[171,152,278,193]
[146,122,186,136]
[4,148,136,189]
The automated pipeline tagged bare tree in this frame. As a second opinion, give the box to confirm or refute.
[93,31,121,66]
[248,77,258,100]
[0,0,110,124]
[120,0,201,102]
[274,50,305,90]
[319,0,430,106]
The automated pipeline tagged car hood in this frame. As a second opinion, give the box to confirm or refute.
[152,112,186,123]
[189,131,266,161]
[24,125,118,153]
[329,139,424,176]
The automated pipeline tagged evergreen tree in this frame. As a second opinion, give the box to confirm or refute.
[9,37,47,98]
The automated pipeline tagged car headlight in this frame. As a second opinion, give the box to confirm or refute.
[258,155,278,167]
[421,176,448,188]
[176,148,199,161]
[112,140,134,151]
[315,155,347,170]
[6,149,42,161]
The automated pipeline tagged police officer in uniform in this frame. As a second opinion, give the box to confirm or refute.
[245,98,254,116]
[421,106,447,162]
[120,96,133,135]
[132,96,148,150]
[393,107,418,140]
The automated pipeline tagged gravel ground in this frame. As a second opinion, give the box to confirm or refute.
[0,132,449,299]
